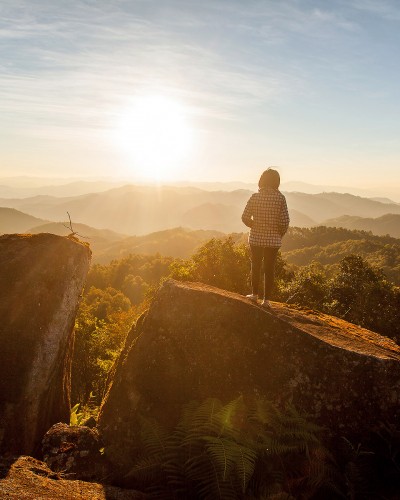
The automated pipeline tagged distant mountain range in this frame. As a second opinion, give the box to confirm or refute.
[0,207,225,263]
[0,177,398,202]
[322,214,400,238]
[92,227,226,264]
[281,181,400,201]
[284,191,400,223]
[0,208,47,233]
[2,205,400,280]
[0,179,124,198]
[0,209,127,256]
[1,184,400,237]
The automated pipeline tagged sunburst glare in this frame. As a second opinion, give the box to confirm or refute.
[113,95,193,181]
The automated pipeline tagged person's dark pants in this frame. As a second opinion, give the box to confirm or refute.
[250,245,279,299]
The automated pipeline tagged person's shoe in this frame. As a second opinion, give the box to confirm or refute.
[260,299,271,309]
[246,294,258,303]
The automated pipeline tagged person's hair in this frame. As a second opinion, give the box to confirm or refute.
[258,168,280,189]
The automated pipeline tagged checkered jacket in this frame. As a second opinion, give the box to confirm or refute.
[241,187,290,247]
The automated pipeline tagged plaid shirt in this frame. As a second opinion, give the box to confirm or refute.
[241,187,290,247]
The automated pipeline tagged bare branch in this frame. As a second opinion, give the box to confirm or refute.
[62,211,88,240]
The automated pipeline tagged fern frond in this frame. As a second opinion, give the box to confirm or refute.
[129,396,330,499]
[276,404,322,435]
[189,453,237,500]
[189,398,223,436]
[179,399,200,428]
[162,458,191,496]
[124,454,163,483]
[248,397,276,426]
[203,436,236,480]
[138,414,168,456]
[232,441,257,493]
[246,459,285,500]
[214,396,245,437]
[202,434,257,493]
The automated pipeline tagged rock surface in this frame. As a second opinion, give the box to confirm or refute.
[0,455,146,499]
[0,233,91,456]
[98,279,400,478]
[42,423,107,481]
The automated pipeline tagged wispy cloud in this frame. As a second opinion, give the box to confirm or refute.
[1,0,399,178]
[350,0,400,20]
[1,0,308,140]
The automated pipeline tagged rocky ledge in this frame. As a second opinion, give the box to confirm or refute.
[98,279,400,479]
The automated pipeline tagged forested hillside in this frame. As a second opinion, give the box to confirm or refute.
[2,204,399,284]
[281,226,400,284]
[93,227,226,262]
[322,213,400,238]
[72,231,400,411]
[98,226,400,283]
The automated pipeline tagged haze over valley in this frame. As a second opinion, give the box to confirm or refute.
[1,178,400,284]
[1,180,399,235]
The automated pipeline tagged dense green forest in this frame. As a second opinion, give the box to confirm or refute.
[97,225,400,283]
[71,226,400,409]
[281,226,400,284]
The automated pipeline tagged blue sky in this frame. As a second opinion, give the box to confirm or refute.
[1,0,400,195]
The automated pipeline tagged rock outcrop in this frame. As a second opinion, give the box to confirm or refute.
[0,456,146,499]
[42,423,106,481]
[0,234,91,456]
[98,279,400,477]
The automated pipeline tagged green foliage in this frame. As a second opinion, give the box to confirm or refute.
[127,397,336,499]
[283,254,400,342]
[282,227,400,285]
[170,236,291,298]
[86,254,174,303]
[95,227,226,263]
[327,255,400,336]
[84,286,131,320]
[72,254,173,408]
[170,237,250,294]
[69,403,85,426]
[280,263,329,310]
[71,287,140,405]
[282,226,399,253]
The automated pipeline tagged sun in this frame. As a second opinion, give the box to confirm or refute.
[114,95,193,181]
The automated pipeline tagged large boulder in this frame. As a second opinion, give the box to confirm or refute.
[0,233,91,456]
[98,279,400,476]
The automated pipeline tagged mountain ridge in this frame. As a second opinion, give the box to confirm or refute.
[322,213,400,238]
[1,184,400,236]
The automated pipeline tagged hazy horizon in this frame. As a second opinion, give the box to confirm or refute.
[1,0,400,196]
[0,174,399,202]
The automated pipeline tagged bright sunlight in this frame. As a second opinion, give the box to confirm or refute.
[114,95,193,181]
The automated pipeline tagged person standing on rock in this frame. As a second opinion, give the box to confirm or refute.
[241,168,290,309]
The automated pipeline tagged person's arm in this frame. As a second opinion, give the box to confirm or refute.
[241,196,254,228]
[279,196,290,236]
